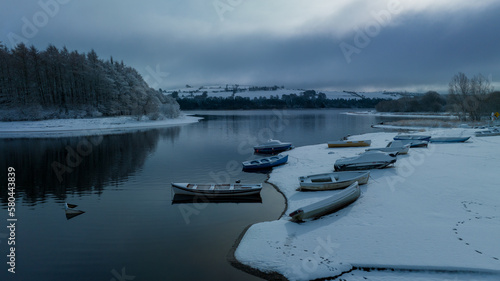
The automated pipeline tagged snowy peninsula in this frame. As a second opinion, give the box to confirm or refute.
[0,114,202,138]
[235,128,500,281]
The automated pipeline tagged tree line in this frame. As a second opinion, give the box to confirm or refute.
[0,43,180,121]
[175,90,388,110]
[375,91,447,112]
[375,73,499,122]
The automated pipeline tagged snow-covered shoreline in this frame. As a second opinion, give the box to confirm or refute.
[0,114,202,138]
[345,110,458,119]
[234,128,500,281]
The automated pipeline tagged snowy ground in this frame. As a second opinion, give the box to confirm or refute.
[0,114,202,138]
[235,128,500,281]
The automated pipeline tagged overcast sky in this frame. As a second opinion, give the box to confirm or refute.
[2,0,500,92]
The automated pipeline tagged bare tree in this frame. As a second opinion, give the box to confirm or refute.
[448,72,493,121]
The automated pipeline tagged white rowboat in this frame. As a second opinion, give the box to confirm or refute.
[171,183,262,197]
[289,181,361,221]
[334,151,397,171]
[299,171,369,191]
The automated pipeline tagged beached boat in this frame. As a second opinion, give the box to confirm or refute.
[254,139,292,154]
[171,183,262,197]
[394,135,431,141]
[334,151,397,171]
[366,143,410,155]
[242,154,288,170]
[327,140,371,148]
[289,181,360,221]
[387,139,428,148]
[299,171,369,191]
[429,136,471,143]
[475,128,500,137]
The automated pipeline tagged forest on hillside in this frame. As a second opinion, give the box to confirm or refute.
[0,43,180,121]
[174,90,388,110]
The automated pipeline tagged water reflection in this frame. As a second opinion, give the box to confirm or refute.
[0,127,181,204]
[171,194,262,204]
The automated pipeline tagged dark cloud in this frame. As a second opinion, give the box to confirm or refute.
[2,1,499,92]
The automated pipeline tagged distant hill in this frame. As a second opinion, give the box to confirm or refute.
[0,44,180,121]
[161,84,420,110]
[162,84,417,100]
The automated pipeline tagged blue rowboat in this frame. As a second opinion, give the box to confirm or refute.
[242,154,288,170]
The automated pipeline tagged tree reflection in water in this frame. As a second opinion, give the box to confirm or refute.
[0,126,181,204]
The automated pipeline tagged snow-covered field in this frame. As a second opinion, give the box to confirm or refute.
[235,128,500,281]
[0,114,201,138]
[165,85,404,100]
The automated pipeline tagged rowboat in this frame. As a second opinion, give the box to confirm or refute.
[387,139,428,148]
[475,128,500,137]
[327,140,371,148]
[289,181,360,221]
[394,135,431,141]
[334,151,397,171]
[242,154,288,170]
[429,136,471,143]
[254,139,292,154]
[171,183,262,197]
[366,143,410,155]
[299,171,369,191]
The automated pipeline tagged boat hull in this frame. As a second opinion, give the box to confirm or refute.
[366,146,409,155]
[242,154,288,170]
[429,137,470,143]
[299,171,369,191]
[394,135,431,141]
[475,129,500,137]
[289,182,361,221]
[389,139,428,148]
[253,144,292,154]
[327,140,371,148]
[334,151,397,171]
[171,183,262,197]
[334,161,395,171]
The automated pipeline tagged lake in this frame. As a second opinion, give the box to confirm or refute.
[0,109,390,281]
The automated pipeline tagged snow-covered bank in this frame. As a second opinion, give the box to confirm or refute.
[235,128,500,281]
[346,110,458,119]
[0,114,202,138]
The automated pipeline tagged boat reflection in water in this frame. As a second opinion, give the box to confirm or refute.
[171,194,262,204]
[64,203,85,220]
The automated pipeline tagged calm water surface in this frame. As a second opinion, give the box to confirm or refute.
[0,109,389,281]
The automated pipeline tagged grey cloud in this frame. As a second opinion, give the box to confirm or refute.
[2,0,499,92]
